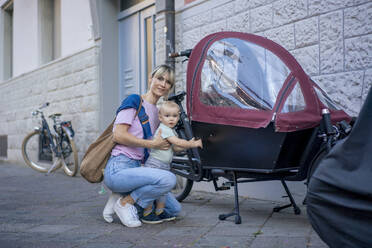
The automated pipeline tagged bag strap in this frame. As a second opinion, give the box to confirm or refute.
[115,94,151,162]
[135,96,143,118]
[134,96,151,162]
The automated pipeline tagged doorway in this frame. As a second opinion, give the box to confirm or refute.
[118,3,155,101]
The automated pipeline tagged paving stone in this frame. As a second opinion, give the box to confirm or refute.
[308,231,329,248]
[0,232,58,247]
[249,236,309,248]
[135,236,198,248]
[27,224,78,234]
[79,242,133,248]
[194,235,253,248]
[0,223,37,232]
[260,217,312,237]
[207,224,261,236]
[157,226,210,236]
[0,162,326,248]
[171,214,219,227]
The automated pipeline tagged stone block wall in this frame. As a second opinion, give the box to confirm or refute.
[0,46,100,163]
[174,0,372,116]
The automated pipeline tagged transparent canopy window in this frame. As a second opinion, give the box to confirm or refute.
[313,85,341,111]
[200,38,290,110]
[281,82,306,113]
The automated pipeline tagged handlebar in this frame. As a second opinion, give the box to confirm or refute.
[31,102,50,116]
[168,91,186,103]
[169,49,192,58]
[40,102,50,109]
[321,109,334,136]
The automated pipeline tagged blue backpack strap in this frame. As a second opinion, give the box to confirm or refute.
[116,94,153,162]
[116,94,141,115]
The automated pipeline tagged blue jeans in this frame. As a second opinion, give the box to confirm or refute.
[104,154,181,215]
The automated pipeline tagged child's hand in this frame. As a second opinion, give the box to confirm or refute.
[190,138,203,149]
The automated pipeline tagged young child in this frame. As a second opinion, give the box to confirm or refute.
[141,101,203,224]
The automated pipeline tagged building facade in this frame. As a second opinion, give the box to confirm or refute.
[1,0,371,200]
[0,0,99,163]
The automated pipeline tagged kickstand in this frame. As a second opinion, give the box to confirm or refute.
[273,179,301,215]
[217,171,242,224]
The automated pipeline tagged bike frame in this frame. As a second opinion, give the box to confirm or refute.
[168,42,352,223]
[35,111,61,157]
[168,92,203,181]
[23,102,78,177]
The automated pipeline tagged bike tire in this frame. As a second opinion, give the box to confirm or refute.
[172,176,194,202]
[61,131,79,177]
[22,131,57,173]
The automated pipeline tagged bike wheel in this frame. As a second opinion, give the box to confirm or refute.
[172,175,193,202]
[61,131,79,177]
[22,131,58,173]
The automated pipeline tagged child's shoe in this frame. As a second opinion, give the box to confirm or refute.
[102,192,121,223]
[141,212,163,224]
[157,210,176,221]
[134,203,144,219]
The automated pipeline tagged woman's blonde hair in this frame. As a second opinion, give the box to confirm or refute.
[150,64,175,90]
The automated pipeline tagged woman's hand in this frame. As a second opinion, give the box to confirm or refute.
[113,124,169,150]
[151,129,170,150]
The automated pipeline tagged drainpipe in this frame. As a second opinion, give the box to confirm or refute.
[156,0,175,69]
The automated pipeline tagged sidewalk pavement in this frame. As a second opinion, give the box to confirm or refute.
[0,162,328,248]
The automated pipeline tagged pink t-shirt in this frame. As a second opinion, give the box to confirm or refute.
[111,99,160,160]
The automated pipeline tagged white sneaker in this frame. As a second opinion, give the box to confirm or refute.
[103,192,121,223]
[114,198,142,227]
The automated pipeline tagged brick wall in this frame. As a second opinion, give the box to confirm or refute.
[174,0,372,116]
[0,46,100,163]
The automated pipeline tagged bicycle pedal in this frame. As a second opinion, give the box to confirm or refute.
[223,182,233,187]
[216,186,231,191]
[219,183,231,190]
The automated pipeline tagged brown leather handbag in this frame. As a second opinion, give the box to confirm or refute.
[79,119,116,183]
[80,99,143,183]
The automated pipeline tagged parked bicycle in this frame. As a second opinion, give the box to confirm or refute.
[22,102,78,176]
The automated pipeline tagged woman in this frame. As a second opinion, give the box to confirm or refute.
[102,64,181,228]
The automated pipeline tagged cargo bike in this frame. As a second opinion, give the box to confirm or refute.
[168,32,352,224]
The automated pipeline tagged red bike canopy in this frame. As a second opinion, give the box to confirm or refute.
[186,31,350,132]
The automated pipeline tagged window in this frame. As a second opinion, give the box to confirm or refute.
[120,0,145,12]
[1,0,13,80]
[185,0,198,4]
[38,0,61,64]
[281,82,306,113]
[0,135,7,158]
[145,15,153,89]
[200,38,290,110]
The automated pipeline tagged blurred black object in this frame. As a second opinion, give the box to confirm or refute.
[307,87,372,248]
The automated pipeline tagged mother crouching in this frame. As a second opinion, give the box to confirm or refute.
[102,64,181,227]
